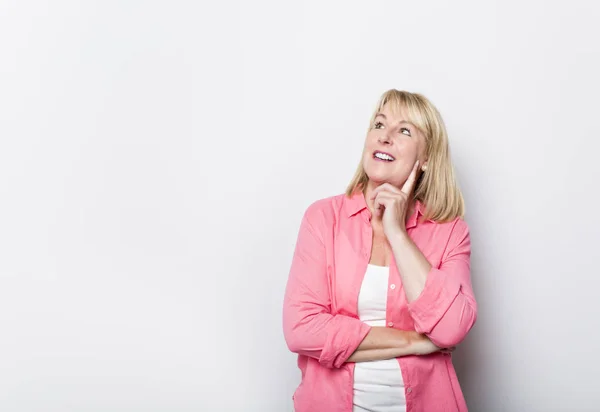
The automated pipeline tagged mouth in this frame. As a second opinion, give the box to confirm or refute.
[373,150,396,162]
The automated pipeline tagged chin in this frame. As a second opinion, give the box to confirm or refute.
[365,173,390,185]
[364,164,388,177]
[366,170,401,186]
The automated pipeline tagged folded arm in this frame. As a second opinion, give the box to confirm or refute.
[347,327,442,362]
[283,203,444,367]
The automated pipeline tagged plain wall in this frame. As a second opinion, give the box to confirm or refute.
[1,1,599,411]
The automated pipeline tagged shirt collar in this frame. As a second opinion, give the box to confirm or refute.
[345,190,431,229]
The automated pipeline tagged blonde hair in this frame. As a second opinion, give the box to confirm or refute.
[345,89,465,222]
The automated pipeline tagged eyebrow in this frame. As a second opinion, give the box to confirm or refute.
[374,113,417,129]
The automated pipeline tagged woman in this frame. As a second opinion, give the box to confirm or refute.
[282,89,477,412]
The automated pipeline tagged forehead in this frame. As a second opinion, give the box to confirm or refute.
[375,103,418,129]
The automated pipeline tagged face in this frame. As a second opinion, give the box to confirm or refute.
[362,103,428,189]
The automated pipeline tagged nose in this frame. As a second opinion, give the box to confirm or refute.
[378,132,392,144]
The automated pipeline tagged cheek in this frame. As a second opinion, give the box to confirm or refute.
[396,140,419,157]
[415,136,427,155]
[410,138,426,156]
[409,145,421,159]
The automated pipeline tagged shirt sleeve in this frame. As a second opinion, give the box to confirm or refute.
[406,219,477,348]
[282,203,372,369]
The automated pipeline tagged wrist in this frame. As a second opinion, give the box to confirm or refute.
[387,228,411,248]
[397,330,421,349]
[406,330,423,345]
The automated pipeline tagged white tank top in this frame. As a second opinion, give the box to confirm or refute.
[352,264,407,412]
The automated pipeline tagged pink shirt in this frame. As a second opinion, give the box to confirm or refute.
[282,190,477,412]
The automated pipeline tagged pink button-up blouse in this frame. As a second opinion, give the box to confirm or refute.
[282,190,477,412]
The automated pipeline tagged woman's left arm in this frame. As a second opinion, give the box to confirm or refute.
[371,166,477,349]
[388,220,477,348]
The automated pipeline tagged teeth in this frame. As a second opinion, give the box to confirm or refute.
[375,152,394,161]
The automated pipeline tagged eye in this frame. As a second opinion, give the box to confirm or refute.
[400,127,411,136]
[373,121,384,129]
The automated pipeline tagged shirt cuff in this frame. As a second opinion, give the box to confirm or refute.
[407,267,462,334]
[318,316,372,368]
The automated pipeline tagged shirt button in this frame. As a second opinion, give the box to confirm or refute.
[406,387,412,394]
[390,284,396,290]
[387,322,394,327]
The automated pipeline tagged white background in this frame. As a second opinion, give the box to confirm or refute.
[1,1,599,411]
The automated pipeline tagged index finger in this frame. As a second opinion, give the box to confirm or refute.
[401,160,420,196]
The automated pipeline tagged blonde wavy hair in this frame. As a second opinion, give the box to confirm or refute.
[345,89,465,222]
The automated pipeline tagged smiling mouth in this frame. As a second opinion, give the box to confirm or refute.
[373,151,395,161]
